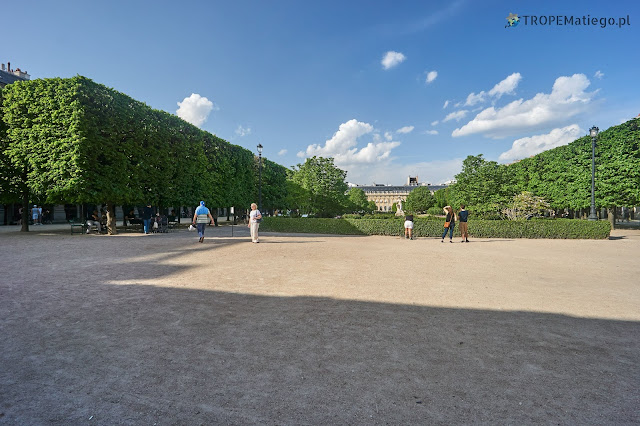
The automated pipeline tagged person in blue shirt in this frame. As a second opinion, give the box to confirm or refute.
[142,204,153,234]
[458,204,469,243]
[192,201,215,243]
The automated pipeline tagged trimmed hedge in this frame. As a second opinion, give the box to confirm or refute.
[261,217,611,239]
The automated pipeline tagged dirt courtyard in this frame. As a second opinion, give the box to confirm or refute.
[1,225,639,425]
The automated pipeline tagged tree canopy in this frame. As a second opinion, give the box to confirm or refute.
[0,76,289,232]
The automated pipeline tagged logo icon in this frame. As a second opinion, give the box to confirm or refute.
[505,13,520,28]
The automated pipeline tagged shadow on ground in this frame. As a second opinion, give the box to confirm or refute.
[1,283,637,424]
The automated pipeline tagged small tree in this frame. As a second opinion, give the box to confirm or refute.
[404,186,435,213]
[502,191,551,220]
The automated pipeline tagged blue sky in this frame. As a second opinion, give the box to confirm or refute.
[4,0,639,185]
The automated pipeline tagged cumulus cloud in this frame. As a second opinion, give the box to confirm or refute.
[425,70,438,84]
[235,125,252,137]
[443,110,469,122]
[462,73,521,107]
[488,73,522,98]
[397,126,415,134]
[381,51,406,70]
[176,93,216,127]
[464,91,487,106]
[278,149,287,156]
[499,125,584,162]
[594,70,604,79]
[453,74,596,138]
[443,100,450,109]
[297,119,401,171]
[431,120,439,126]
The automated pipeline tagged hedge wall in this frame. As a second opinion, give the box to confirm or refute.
[261,217,612,239]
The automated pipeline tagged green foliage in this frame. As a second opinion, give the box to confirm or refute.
[502,191,551,220]
[261,217,610,239]
[433,188,448,208]
[447,119,640,215]
[0,76,290,221]
[346,187,370,213]
[403,186,435,213]
[289,156,349,217]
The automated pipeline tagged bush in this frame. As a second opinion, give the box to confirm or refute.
[260,217,611,239]
[426,206,443,216]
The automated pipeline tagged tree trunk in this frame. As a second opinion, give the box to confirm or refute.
[607,208,616,230]
[20,169,29,232]
[106,202,118,235]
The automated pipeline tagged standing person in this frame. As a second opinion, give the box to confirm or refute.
[32,205,40,225]
[404,213,414,240]
[142,203,153,234]
[441,205,456,243]
[248,203,262,243]
[212,208,218,226]
[192,201,214,243]
[459,204,470,243]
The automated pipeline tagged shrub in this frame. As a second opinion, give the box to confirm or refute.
[260,217,611,239]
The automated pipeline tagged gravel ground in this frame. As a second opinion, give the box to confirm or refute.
[1,225,639,425]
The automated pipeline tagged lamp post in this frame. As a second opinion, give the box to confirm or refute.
[588,126,599,221]
[257,143,263,211]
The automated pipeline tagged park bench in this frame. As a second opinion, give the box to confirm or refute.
[69,218,87,235]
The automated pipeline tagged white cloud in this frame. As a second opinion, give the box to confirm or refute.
[397,126,415,134]
[297,119,401,176]
[594,70,604,79]
[431,120,439,126]
[176,93,215,127]
[488,73,522,98]
[443,110,469,122]
[235,125,252,137]
[278,149,287,156]
[443,100,449,109]
[381,51,406,70]
[499,125,583,162]
[464,91,487,106]
[453,74,596,138]
[425,70,438,84]
[424,130,439,135]
[384,131,393,141]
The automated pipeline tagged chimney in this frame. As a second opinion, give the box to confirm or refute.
[7,62,10,72]
[1,63,4,71]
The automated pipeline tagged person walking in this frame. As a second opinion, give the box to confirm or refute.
[459,204,469,243]
[142,203,153,234]
[192,201,215,243]
[441,205,456,243]
[404,213,414,240]
[248,203,262,243]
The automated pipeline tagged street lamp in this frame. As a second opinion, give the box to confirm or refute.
[257,143,263,211]
[588,126,599,221]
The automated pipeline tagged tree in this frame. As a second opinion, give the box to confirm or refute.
[347,188,369,213]
[0,76,291,232]
[403,186,435,213]
[448,154,511,214]
[502,191,551,220]
[290,156,348,217]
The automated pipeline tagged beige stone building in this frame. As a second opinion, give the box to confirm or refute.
[354,177,447,212]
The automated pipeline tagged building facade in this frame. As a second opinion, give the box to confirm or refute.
[354,177,447,212]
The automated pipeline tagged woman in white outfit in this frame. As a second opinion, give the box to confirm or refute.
[248,203,262,243]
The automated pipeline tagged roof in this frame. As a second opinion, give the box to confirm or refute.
[0,70,27,87]
[357,184,448,194]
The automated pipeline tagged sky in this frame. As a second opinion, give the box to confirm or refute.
[4,0,639,185]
